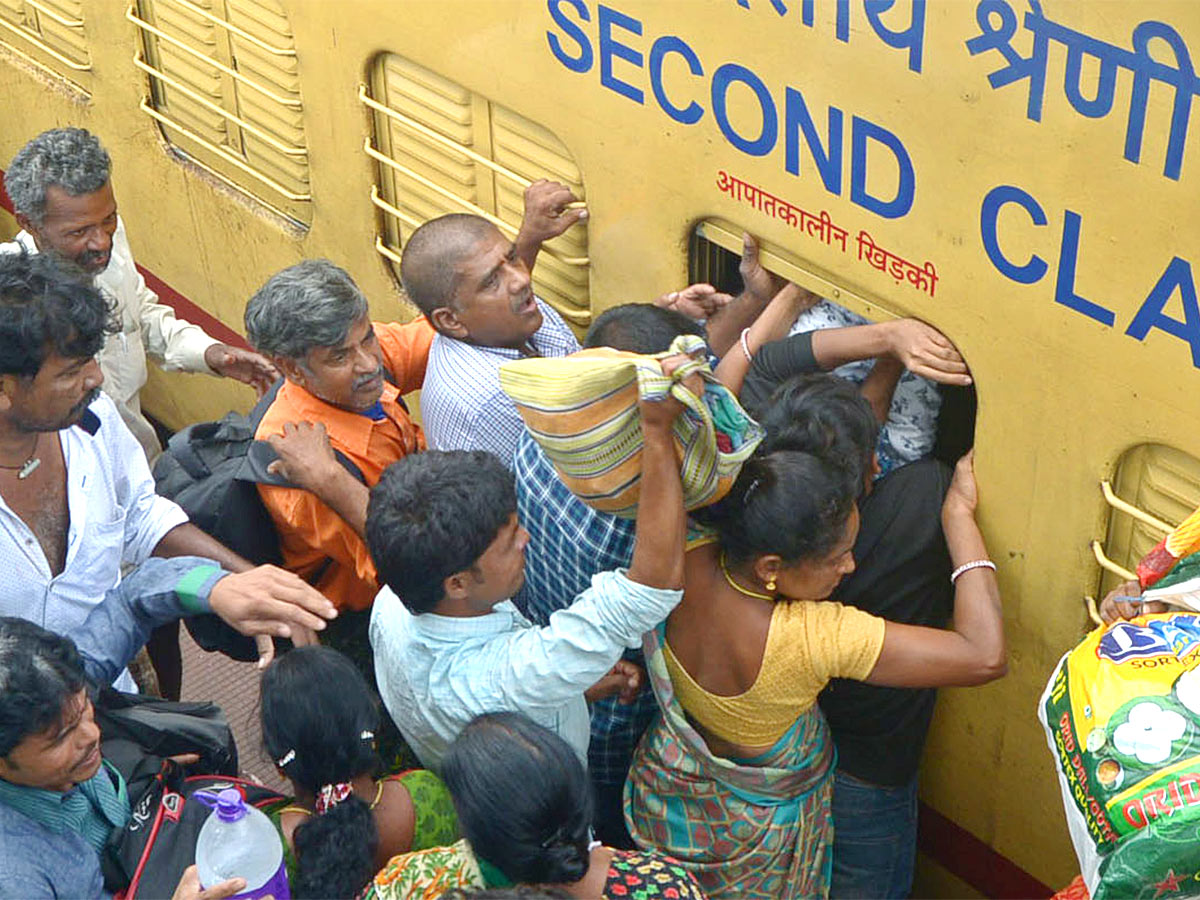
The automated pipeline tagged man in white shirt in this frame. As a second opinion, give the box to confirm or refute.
[2,127,276,461]
[0,252,336,691]
[367,361,694,772]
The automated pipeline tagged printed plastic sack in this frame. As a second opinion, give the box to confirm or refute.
[499,334,764,517]
[1039,611,1200,899]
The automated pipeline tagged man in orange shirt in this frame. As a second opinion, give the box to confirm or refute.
[245,259,433,613]
[245,258,434,764]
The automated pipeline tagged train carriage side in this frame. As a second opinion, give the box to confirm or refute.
[1,1,1198,894]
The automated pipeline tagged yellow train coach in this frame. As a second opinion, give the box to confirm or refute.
[1,0,1198,894]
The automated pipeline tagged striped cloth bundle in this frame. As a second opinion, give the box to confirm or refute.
[499,334,764,518]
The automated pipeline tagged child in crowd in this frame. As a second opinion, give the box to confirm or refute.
[260,646,459,899]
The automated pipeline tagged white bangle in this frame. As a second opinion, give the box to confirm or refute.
[739,327,754,363]
[950,559,996,584]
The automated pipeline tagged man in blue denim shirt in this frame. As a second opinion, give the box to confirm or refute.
[0,556,335,899]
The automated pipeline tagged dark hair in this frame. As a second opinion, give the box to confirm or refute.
[367,451,517,614]
[697,451,858,567]
[399,214,497,317]
[0,617,87,758]
[0,252,116,377]
[756,374,879,488]
[442,713,593,886]
[260,647,380,900]
[583,303,704,354]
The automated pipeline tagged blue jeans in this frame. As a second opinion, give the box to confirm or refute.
[830,770,919,899]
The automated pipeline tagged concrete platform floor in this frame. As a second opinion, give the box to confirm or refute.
[179,628,288,793]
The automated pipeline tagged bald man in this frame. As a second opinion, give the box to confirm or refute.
[401,181,586,466]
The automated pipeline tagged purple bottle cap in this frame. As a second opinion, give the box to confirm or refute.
[195,787,247,823]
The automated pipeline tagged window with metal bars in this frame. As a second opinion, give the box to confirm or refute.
[689,217,978,465]
[362,53,590,329]
[1091,445,1200,614]
[0,0,90,91]
[128,0,311,226]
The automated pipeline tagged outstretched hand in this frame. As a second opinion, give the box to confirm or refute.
[204,343,278,397]
[1099,579,1168,623]
[739,232,786,303]
[265,421,340,490]
[171,865,247,900]
[884,319,972,385]
[519,179,587,244]
[654,283,733,319]
[207,566,338,667]
[639,354,704,431]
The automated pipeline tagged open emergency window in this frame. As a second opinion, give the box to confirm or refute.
[0,0,90,93]
[689,218,977,465]
[361,53,590,329]
[1090,444,1200,618]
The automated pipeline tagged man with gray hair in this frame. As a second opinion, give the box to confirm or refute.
[244,258,433,617]
[2,127,277,461]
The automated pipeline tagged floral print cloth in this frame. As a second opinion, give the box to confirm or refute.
[606,849,707,898]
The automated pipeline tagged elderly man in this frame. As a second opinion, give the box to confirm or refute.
[2,127,276,461]
[0,555,329,899]
[0,252,334,695]
[244,259,434,615]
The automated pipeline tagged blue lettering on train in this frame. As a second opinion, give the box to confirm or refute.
[545,0,917,219]
[981,184,1200,368]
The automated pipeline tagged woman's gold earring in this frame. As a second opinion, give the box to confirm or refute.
[765,578,777,592]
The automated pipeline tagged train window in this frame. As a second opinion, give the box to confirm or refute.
[361,53,590,329]
[689,218,977,465]
[128,0,311,227]
[1094,444,1200,599]
[0,0,91,92]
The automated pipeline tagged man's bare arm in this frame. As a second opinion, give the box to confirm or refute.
[704,233,783,357]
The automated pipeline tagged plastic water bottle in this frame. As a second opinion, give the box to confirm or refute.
[195,788,290,900]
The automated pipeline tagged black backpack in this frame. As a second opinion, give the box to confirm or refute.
[152,379,366,660]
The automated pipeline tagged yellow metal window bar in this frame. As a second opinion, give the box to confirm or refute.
[361,63,590,327]
[133,53,307,158]
[128,0,310,223]
[1085,475,1183,623]
[140,99,311,201]
[127,5,299,108]
[0,0,91,80]
[155,0,294,56]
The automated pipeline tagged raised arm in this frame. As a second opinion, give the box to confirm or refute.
[625,357,692,590]
[865,451,1007,687]
[811,319,971,384]
[714,282,818,395]
[704,233,783,356]
[513,179,587,271]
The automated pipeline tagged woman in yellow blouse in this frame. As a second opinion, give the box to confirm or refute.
[625,449,1003,900]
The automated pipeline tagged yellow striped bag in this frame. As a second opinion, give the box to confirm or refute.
[499,334,764,518]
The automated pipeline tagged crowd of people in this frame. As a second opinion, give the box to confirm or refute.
[0,125,1022,900]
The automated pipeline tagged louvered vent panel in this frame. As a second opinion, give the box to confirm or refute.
[366,53,590,327]
[0,0,90,90]
[131,0,311,226]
